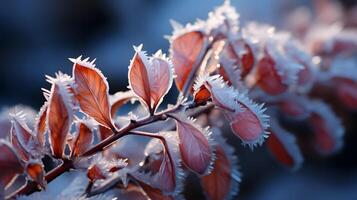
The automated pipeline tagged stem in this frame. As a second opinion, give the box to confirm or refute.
[87,131,173,197]
[7,159,73,199]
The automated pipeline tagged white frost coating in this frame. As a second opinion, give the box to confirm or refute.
[166,19,206,42]
[270,119,303,171]
[109,90,137,106]
[308,100,344,154]
[210,127,241,200]
[91,154,128,178]
[69,55,97,69]
[206,0,240,36]
[135,131,186,196]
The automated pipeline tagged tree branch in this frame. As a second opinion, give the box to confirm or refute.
[7,101,214,199]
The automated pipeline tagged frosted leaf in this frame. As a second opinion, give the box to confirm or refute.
[201,128,241,200]
[128,45,174,112]
[134,132,185,195]
[308,100,344,154]
[267,119,303,171]
[172,113,215,175]
[71,56,115,130]
[46,72,74,158]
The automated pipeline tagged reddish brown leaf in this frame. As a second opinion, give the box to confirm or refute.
[0,140,23,188]
[267,120,303,170]
[35,102,48,147]
[148,53,173,110]
[139,133,182,194]
[47,75,73,158]
[171,31,206,91]
[128,46,152,111]
[279,99,308,118]
[228,97,269,148]
[26,161,46,189]
[87,164,106,181]
[193,85,212,104]
[308,101,344,154]
[158,150,176,193]
[256,56,288,95]
[334,78,357,110]
[201,146,239,200]
[70,121,94,157]
[10,123,30,161]
[10,113,34,150]
[129,46,173,112]
[175,117,212,175]
[230,39,255,77]
[138,180,174,200]
[71,57,114,130]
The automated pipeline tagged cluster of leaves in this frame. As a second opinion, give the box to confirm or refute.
[0,1,356,200]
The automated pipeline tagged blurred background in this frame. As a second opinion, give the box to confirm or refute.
[0,0,356,199]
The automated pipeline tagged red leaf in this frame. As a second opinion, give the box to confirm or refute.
[175,116,212,175]
[267,120,303,170]
[0,140,23,188]
[158,149,176,193]
[26,161,46,189]
[278,96,310,119]
[201,144,240,200]
[10,113,34,161]
[138,132,183,194]
[47,73,74,158]
[228,94,269,148]
[10,123,30,161]
[87,164,106,181]
[334,78,357,110]
[10,113,34,151]
[70,121,94,157]
[71,56,114,130]
[256,56,288,95]
[308,101,344,154]
[128,46,152,110]
[129,46,173,112]
[193,85,212,104]
[148,52,173,110]
[171,31,206,91]
[230,39,255,77]
[138,180,174,200]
